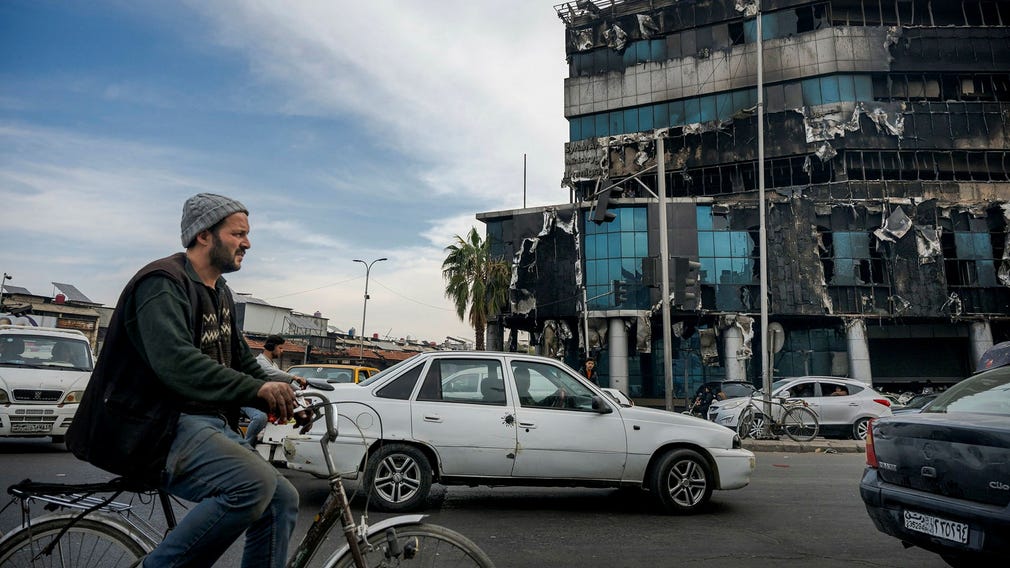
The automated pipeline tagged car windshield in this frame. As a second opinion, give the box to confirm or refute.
[754,379,791,396]
[924,367,1010,416]
[289,366,355,382]
[903,393,937,410]
[0,335,93,371]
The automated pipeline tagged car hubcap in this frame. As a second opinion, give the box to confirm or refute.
[744,415,766,438]
[668,460,707,507]
[374,454,421,504]
[855,420,869,440]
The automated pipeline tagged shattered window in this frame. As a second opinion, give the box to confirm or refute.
[944,217,1000,287]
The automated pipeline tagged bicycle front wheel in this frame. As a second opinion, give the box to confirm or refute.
[782,406,819,442]
[330,522,494,568]
[0,514,151,568]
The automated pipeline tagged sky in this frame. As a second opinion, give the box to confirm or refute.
[0,0,570,343]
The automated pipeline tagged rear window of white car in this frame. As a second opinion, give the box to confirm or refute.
[417,359,506,406]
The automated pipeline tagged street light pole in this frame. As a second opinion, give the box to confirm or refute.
[353,258,387,364]
[0,273,12,313]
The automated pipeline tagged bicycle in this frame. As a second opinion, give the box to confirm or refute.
[735,394,820,442]
[0,389,495,568]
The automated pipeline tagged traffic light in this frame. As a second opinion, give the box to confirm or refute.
[592,187,617,224]
[672,257,702,310]
[612,279,628,306]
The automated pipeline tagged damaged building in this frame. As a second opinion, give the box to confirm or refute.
[477,0,1010,402]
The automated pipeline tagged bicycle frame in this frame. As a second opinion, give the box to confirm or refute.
[2,390,440,568]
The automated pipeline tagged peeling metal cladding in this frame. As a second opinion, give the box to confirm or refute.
[715,313,755,357]
[914,226,943,265]
[636,313,652,353]
[734,0,759,18]
[766,198,834,315]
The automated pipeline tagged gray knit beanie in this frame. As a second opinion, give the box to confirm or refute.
[180,193,248,247]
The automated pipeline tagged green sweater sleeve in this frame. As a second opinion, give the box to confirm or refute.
[127,275,267,406]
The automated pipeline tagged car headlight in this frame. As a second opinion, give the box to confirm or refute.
[62,390,85,404]
[0,389,8,404]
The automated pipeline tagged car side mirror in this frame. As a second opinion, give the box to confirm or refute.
[592,395,613,414]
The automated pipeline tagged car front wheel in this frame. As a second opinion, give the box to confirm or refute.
[649,448,713,514]
[364,443,432,512]
[852,417,871,440]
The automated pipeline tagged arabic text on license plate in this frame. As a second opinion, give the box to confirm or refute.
[11,423,53,434]
[904,510,969,544]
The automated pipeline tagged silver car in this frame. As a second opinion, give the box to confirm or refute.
[258,351,755,514]
[707,376,893,440]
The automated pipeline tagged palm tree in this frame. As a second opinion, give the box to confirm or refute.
[442,227,511,350]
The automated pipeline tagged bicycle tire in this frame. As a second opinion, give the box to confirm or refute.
[782,405,819,442]
[328,522,495,568]
[0,514,152,568]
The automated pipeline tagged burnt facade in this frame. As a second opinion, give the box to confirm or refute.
[478,0,1010,401]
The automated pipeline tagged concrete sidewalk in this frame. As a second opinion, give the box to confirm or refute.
[741,437,865,453]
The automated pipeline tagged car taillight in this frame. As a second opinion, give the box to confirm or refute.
[864,419,878,468]
[873,398,890,407]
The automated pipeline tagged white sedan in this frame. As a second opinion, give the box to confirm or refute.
[258,351,755,514]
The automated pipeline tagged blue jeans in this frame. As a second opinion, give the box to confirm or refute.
[242,406,268,445]
[145,414,299,568]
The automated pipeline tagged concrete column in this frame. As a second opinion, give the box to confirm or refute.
[723,324,747,382]
[970,320,994,369]
[608,317,629,394]
[844,318,872,384]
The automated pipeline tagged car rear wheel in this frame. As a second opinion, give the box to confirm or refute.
[364,443,432,512]
[851,417,871,440]
[649,448,713,514]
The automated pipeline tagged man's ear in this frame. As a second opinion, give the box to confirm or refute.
[194,229,214,247]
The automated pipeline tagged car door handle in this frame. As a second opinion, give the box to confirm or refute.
[518,421,537,429]
[423,415,443,423]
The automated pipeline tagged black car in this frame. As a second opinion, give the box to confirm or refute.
[859,367,1010,567]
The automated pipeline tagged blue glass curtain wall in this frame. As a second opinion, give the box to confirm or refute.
[585,207,649,309]
[568,75,873,141]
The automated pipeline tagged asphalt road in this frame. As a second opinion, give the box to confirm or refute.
[0,439,948,568]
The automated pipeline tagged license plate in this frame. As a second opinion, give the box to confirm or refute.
[904,510,969,544]
[11,423,53,434]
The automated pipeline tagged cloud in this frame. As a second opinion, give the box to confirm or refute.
[187,0,568,206]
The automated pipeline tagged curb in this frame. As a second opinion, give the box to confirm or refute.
[741,438,865,453]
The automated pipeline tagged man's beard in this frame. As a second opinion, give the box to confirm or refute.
[210,233,243,273]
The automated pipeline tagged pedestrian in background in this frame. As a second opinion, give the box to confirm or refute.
[67,193,303,568]
[583,358,598,384]
[243,334,306,447]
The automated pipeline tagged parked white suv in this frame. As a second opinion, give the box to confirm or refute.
[0,325,94,444]
[707,376,893,440]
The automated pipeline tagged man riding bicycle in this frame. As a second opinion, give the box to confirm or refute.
[67,193,302,567]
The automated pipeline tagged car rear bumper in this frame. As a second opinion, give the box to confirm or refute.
[712,448,756,490]
[859,468,1010,558]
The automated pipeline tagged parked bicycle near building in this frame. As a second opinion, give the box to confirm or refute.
[0,389,495,568]
[735,394,820,442]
